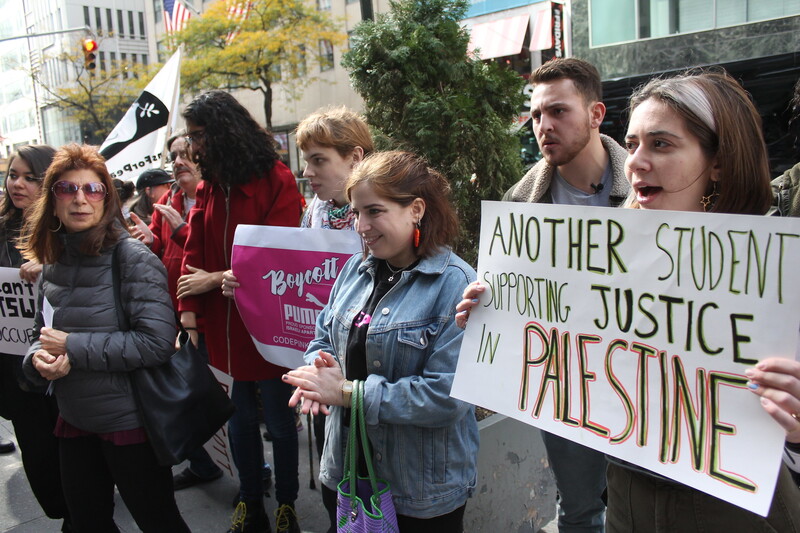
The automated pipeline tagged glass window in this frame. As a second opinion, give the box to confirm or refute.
[317,0,331,10]
[590,0,636,46]
[591,0,799,46]
[319,40,334,71]
[106,8,113,34]
[142,54,148,66]
[99,51,105,72]
[95,7,102,33]
[154,0,163,23]
[117,10,125,37]
[749,0,800,19]
[677,0,713,33]
[139,12,145,38]
[83,6,90,27]
[128,11,135,38]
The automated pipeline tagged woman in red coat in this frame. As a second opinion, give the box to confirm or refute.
[177,91,303,533]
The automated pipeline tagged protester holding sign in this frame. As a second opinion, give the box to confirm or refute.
[605,71,800,530]
[177,91,304,533]
[284,151,479,532]
[464,57,629,533]
[19,144,189,532]
[0,144,72,529]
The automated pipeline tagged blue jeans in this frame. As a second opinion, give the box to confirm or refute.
[542,431,607,533]
[229,378,298,504]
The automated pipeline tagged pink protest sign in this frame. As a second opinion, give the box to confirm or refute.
[232,225,362,369]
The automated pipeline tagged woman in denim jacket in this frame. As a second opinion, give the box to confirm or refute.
[284,151,478,532]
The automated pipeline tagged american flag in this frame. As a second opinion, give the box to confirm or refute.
[225,1,253,44]
[164,0,191,34]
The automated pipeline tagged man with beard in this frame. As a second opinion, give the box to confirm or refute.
[130,132,224,490]
[503,58,629,533]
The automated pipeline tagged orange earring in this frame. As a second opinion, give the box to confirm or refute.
[413,221,420,248]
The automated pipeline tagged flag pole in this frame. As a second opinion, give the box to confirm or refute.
[159,45,183,169]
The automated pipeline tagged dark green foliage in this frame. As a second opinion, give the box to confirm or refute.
[342,0,525,265]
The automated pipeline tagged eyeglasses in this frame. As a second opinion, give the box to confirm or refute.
[8,172,44,183]
[52,181,107,202]
[168,149,190,163]
[185,129,205,146]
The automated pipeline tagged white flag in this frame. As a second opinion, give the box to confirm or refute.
[100,49,182,182]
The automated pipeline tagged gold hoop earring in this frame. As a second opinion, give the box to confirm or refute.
[701,181,719,212]
[50,218,63,232]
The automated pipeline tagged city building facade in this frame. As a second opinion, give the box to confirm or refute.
[0,0,156,165]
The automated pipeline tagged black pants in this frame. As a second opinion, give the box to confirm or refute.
[321,483,466,533]
[58,435,190,533]
[1,354,69,522]
[10,392,69,521]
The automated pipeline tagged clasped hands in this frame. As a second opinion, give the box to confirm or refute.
[284,351,347,416]
[32,327,71,381]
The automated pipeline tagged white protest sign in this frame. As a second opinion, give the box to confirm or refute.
[451,201,800,516]
[0,267,38,356]
[232,225,362,369]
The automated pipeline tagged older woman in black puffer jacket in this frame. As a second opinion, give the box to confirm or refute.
[20,144,190,533]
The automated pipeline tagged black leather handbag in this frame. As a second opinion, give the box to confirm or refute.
[112,244,234,466]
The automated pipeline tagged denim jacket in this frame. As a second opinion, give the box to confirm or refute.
[305,248,479,518]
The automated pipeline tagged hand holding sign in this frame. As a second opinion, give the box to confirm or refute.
[221,270,240,299]
[19,260,42,283]
[746,358,800,443]
[455,281,486,329]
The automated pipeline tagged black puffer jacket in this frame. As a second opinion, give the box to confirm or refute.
[23,230,175,433]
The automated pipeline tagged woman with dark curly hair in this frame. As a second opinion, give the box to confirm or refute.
[177,91,304,533]
[0,144,72,531]
[20,144,189,533]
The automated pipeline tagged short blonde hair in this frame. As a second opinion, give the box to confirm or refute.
[296,106,374,157]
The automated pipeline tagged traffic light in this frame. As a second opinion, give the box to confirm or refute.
[82,38,98,71]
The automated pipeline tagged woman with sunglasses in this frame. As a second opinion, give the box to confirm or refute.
[284,151,479,532]
[0,145,73,530]
[19,144,190,533]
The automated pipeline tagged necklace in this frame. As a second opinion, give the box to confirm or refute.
[386,262,405,282]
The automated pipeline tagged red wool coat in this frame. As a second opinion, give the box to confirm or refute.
[179,161,303,380]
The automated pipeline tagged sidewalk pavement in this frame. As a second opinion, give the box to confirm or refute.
[0,415,557,533]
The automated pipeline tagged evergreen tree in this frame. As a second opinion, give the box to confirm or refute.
[342,0,525,264]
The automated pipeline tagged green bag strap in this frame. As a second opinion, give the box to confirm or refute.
[355,380,381,498]
[343,379,359,503]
